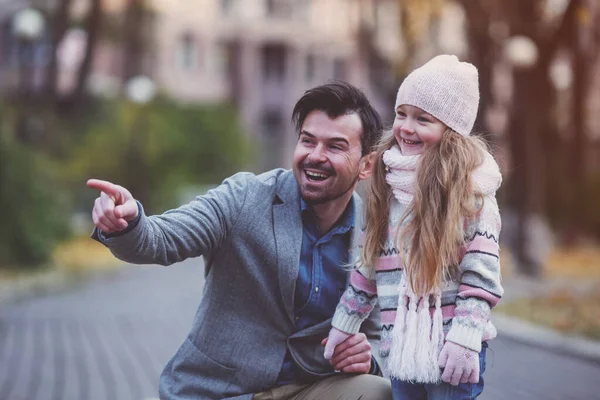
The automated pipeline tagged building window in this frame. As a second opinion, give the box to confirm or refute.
[295,0,312,21]
[207,42,229,80]
[265,0,292,18]
[262,109,284,168]
[219,0,234,16]
[176,33,198,71]
[333,58,347,80]
[305,53,315,81]
[266,0,276,15]
[261,44,286,82]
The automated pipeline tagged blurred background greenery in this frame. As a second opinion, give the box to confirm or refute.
[0,0,599,337]
[0,91,252,268]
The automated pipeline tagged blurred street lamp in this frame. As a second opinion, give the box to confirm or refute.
[12,8,45,41]
[504,35,539,68]
[125,75,157,104]
[125,75,156,203]
[11,8,46,142]
[12,7,46,93]
[549,59,573,90]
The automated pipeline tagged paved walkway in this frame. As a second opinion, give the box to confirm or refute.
[0,260,202,400]
[1,259,600,400]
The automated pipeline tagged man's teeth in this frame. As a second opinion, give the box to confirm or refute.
[306,171,328,179]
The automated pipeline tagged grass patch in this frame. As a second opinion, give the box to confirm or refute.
[0,265,52,284]
[51,236,122,274]
[501,244,600,279]
[0,236,121,284]
[544,245,600,279]
[498,283,600,341]
[499,244,600,341]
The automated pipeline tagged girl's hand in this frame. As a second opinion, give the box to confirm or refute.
[438,340,480,386]
[323,327,352,360]
[323,331,372,373]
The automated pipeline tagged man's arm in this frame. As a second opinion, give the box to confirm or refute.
[88,173,251,265]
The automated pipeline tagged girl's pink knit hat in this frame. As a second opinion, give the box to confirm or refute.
[395,54,480,136]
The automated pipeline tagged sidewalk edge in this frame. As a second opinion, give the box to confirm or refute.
[494,313,600,365]
[0,267,123,307]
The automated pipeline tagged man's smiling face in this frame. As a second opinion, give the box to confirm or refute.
[292,110,365,205]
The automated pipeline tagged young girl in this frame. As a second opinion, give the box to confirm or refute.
[324,55,503,399]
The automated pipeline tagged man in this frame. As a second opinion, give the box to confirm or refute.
[88,82,392,399]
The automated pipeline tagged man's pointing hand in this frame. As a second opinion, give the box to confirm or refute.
[87,179,138,233]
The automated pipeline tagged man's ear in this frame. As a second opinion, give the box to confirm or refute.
[358,151,377,181]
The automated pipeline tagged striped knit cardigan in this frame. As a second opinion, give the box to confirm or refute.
[331,195,503,369]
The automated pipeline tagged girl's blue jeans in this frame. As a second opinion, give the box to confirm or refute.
[391,342,488,400]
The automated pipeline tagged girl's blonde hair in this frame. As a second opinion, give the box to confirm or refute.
[361,128,488,295]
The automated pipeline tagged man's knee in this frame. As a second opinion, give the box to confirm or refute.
[310,374,392,400]
[344,374,392,399]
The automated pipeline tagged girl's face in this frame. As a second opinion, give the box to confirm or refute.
[392,104,447,156]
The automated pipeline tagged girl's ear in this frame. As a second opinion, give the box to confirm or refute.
[358,151,377,180]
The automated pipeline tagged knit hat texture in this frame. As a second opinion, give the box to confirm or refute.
[395,54,479,136]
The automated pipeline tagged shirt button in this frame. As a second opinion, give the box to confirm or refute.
[315,287,319,293]
[295,316,299,321]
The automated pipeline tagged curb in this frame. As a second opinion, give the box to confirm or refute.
[494,313,600,365]
[0,267,123,307]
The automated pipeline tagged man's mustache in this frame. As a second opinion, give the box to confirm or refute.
[300,162,335,175]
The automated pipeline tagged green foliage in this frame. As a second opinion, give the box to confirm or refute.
[64,97,255,213]
[0,96,253,268]
[0,135,70,267]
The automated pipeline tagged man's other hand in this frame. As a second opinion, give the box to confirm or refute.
[322,332,372,374]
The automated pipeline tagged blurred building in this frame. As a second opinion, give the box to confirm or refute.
[0,1,413,169]
[0,1,51,96]
[80,0,402,169]
[145,0,402,169]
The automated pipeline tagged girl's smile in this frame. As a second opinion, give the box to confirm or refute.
[392,104,447,155]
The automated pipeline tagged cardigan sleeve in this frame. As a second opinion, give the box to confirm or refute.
[445,194,504,352]
[331,264,379,334]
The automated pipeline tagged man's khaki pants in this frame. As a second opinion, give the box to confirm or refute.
[253,374,392,400]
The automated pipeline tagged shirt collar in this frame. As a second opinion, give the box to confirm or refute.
[300,196,356,233]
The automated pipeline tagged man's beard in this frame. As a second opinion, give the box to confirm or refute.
[300,174,359,205]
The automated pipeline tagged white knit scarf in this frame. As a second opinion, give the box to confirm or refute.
[382,144,502,383]
[382,145,502,206]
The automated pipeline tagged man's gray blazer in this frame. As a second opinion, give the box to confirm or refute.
[93,169,381,399]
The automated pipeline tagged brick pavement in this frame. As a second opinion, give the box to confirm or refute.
[0,259,202,400]
[1,258,599,400]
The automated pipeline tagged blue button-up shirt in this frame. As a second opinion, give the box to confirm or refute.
[275,198,355,385]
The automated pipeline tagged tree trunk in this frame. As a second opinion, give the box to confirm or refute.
[458,0,498,139]
[44,0,73,104]
[68,0,103,107]
[569,1,593,237]
[122,0,146,83]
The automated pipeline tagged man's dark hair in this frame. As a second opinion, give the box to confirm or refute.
[291,81,383,156]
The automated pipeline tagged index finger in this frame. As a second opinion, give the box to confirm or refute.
[87,179,119,197]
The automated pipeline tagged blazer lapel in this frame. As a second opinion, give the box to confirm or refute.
[347,193,364,282]
[273,171,302,324]
[272,173,364,323]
